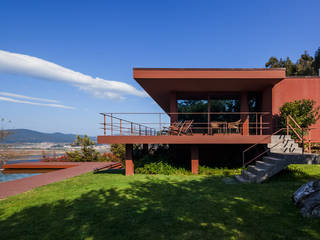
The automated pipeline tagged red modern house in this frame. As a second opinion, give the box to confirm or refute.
[97,68,320,175]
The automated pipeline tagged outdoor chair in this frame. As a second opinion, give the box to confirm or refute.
[227,119,242,133]
[161,121,182,135]
[178,120,194,135]
[211,121,227,134]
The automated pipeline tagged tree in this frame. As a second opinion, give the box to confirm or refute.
[0,118,12,165]
[265,47,320,76]
[279,99,320,129]
[66,135,99,162]
[72,135,95,147]
[296,51,316,76]
[110,144,125,161]
[265,57,282,68]
[265,56,297,76]
[312,47,320,76]
[283,57,297,76]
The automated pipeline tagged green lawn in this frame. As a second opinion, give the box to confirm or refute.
[1,165,320,240]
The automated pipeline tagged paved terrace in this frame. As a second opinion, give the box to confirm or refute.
[0,162,120,199]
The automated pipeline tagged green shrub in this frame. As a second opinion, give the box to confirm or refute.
[66,135,117,162]
[66,147,100,162]
[133,144,242,176]
[136,161,191,175]
[279,99,320,128]
[110,144,125,161]
[199,166,241,176]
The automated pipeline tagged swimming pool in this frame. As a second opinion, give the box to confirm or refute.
[0,171,40,183]
[0,159,42,183]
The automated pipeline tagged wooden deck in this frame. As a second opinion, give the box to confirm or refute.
[97,135,271,144]
[0,162,122,199]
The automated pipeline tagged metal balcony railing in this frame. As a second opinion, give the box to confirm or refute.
[100,112,272,136]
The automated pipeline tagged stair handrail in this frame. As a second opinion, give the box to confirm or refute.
[286,115,303,141]
[286,115,310,153]
[243,115,311,167]
[242,128,286,167]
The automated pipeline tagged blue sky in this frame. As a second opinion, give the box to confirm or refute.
[0,0,319,136]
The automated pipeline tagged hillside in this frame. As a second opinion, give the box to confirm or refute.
[1,129,95,143]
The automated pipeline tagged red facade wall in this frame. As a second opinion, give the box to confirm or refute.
[272,77,320,142]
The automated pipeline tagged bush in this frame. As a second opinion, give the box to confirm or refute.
[41,155,70,162]
[41,152,121,163]
[134,145,241,176]
[135,161,191,175]
[110,144,125,162]
[99,152,121,162]
[66,148,100,162]
[199,166,241,176]
[279,99,320,128]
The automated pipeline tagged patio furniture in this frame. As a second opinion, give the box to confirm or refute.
[211,121,227,134]
[161,121,182,135]
[178,120,194,135]
[227,119,242,133]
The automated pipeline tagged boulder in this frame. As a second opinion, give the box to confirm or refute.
[293,180,320,217]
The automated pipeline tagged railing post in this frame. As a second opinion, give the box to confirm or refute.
[260,114,263,135]
[131,122,133,135]
[120,119,122,136]
[255,113,258,135]
[302,128,304,155]
[286,116,289,135]
[139,124,141,136]
[103,114,106,136]
[159,113,162,133]
[110,113,113,136]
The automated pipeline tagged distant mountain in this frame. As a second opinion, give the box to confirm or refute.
[2,129,96,143]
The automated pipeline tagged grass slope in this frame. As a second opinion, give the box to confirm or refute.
[0,165,320,240]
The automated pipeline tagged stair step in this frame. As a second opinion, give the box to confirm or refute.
[271,135,292,141]
[234,175,250,183]
[268,142,299,150]
[247,165,266,176]
[236,133,301,184]
[263,156,285,164]
[270,148,302,154]
[241,170,257,182]
[256,161,274,170]
[268,141,298,147]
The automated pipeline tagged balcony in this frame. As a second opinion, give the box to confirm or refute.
[97,112,272,145]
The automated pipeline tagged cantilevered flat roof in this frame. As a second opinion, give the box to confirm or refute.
[134,68,286,112]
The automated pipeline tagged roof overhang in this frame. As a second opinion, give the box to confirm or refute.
[134,68,286,112]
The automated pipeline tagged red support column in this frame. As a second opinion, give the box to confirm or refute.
[170,91,178,123]
[191,145,199,174]
[240,92,249,135]
[125,144,134,176]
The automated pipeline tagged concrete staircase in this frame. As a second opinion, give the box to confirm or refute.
[235,135,303,183]
[268,135,302,154]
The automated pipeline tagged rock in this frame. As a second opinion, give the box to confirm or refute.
[293,180,320,205]
[293,180,320,217]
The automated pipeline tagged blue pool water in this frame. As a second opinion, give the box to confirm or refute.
[0,158,41,183]
[0,172,40,183]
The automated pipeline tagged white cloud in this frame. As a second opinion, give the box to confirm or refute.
[0,95,75,109]
[0,49,147,100]
[0,91,59,103]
